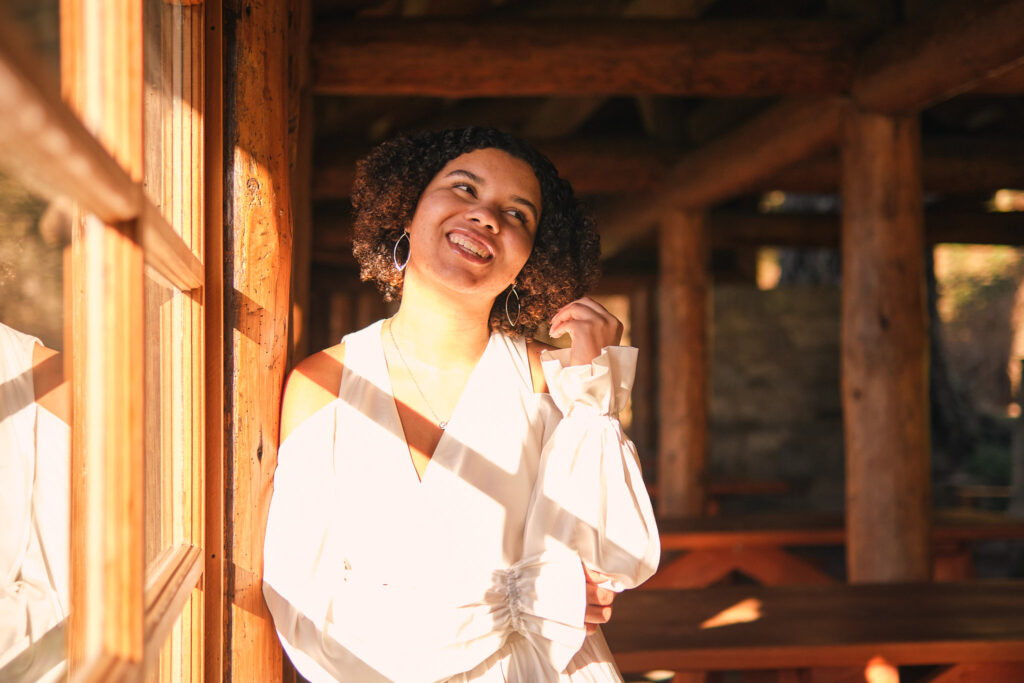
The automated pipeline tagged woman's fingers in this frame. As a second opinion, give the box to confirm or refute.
[549,297,613,336]
[549,297,624,365]
[584,603,613,633]
[583,564,615,633]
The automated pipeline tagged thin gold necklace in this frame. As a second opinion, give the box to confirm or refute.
[386,319,449,430]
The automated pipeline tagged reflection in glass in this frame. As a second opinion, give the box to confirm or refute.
[0,168,70,682]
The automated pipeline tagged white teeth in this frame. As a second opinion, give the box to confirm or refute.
[449,233,490,258]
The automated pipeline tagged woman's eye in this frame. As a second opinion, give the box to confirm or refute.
[453,183,476,196]
[506,209,527,224]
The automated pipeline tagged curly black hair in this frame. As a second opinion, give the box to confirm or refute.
[350,126,600,337]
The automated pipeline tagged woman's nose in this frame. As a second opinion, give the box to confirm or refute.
[466,204,499,232]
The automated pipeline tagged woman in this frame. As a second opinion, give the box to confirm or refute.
[263,127,659,682]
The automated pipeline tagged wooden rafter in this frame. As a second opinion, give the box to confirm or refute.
[602,211,1024,255]
[598,0,1024,254]
[312,135,1024,200]
[852,0,1024,112]
[311,19,860,96]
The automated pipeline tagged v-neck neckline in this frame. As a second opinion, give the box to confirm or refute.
[377,320,495,485]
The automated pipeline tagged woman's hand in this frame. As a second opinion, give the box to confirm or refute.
[583,564,615,634]
[548,297,623,367]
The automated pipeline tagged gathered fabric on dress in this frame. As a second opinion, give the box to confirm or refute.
[264,320,659,682]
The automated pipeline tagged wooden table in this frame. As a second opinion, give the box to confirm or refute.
[605,581,1024,676]
[648,509,1024,588]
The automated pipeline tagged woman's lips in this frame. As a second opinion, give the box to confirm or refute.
[447,231,493,261]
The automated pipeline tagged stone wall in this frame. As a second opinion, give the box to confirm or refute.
[710,285,844,513]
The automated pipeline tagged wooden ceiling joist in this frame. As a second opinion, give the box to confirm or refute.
[704,211,1024,249]
[312,136,1024,199]
[851,0,1024,112]
[311,19,860,97]
[763,138,1024,195]
[598,0,1024,255]
[598,97,845,255]
[309,208,1024,266]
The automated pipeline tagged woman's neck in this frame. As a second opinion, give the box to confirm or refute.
[389,274,494,369]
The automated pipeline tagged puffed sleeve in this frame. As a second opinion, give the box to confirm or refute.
[523,345,660,593]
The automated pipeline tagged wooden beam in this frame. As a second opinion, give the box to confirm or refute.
[704,210,1024,248]
[314,137,1024,200]
[600,97,845,255]
[657,209,709,518]
[520,96,608,140]
[600,0,1024,255]
[968,60,1024,93]
[223,0,292,679]
[312,19,859,96]
[841,105,931,583]
[312,139,674,199]
[595,212,1024,279]
[765,138,1024,194]
[852,0,1024,112]
[313,206,1024,269]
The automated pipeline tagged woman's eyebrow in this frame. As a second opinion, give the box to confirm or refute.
[511,195,539,224]
[445,169,539,223]
[445,169,481,183]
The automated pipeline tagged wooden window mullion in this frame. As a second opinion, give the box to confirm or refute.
[62,0,147,675]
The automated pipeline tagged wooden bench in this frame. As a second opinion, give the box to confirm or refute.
[605,581,1024,681]
[648,509,1024,588]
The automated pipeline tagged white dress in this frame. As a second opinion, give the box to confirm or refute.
[263,320,659,682]
[0,322,70,683]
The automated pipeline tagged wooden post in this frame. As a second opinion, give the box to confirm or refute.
[288,0,313,366]
[204,0,226,679]
[630,283,655,465]
[223,0,293,680]
[841,105,931,583]
[658,209,710,518]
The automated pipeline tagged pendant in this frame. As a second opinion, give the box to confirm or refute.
[439,421,448,430]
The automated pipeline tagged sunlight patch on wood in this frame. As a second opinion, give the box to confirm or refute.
[699,597,762,629]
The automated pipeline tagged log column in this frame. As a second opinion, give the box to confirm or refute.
[841,105,931,582]
[223,0,293,679]
[657,209,710,518]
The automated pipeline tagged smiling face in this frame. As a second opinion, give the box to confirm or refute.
[404,147,542,303]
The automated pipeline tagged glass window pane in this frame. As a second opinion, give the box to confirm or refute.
[0,168,71,681]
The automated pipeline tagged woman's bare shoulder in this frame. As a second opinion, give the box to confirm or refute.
[525,338,556,395]
[280,342,346,443]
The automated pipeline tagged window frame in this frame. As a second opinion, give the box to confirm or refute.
[0,0,211,679]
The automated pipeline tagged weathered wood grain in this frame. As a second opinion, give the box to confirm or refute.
[840,106,931,583]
